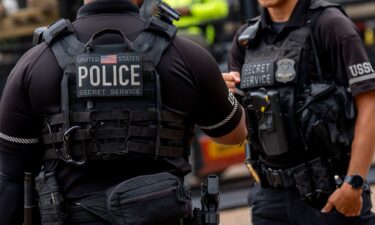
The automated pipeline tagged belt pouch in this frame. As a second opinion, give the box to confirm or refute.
[310,159,334,198]
[106,172,192,225]
[35,171,66,225]
[292,166,314,201]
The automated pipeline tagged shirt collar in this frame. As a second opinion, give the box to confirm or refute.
[77,0,139,19]
[260,0,311,31]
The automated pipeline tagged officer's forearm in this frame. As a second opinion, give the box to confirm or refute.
[347,91,375,178]
[211,106,247,145]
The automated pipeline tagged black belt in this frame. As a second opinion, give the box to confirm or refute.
[258,158,324,188]
[260,165,295,188]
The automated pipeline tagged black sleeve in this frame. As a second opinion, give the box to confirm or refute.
[187,40,242,137]
[159,37,242,138]
[0,46,45,225]
[0,143,42,225]
[228,24,247,73]
[0,45,46,146]
[315,8,375,96]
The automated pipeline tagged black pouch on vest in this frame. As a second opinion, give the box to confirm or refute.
[257,90,289,156]
[297,83,354,168]
[106,172,192,225]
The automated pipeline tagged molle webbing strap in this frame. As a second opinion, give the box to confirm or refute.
[43,143,184,159]
[126,141,183,158]
[42,127,184,144]
[46,110,184,126]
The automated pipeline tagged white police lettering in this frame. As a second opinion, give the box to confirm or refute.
[131,65,141,85]
[245,63,271,74]
[348,62,375,85]
[249,74,272,85]
[76,53,143,97]
[90,66,101,87]
[241,61,274,89]
[78,65,141,88]
[78,66,88,87]
[118,55,141,62]
[110,89,141,95]
[76,56,100,63]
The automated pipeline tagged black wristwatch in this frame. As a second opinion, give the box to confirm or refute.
[344,174,365,189]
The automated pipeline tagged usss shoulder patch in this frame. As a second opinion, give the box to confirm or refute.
[276,58,296,83]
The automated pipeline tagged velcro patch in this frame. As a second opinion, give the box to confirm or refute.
[241,61,274,89]
[76,53,143,98]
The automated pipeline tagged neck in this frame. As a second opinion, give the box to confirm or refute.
[267,0,298,22]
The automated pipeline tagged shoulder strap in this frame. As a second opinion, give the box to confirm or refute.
[238,16,261,47]
[133,16,177,66]
[42,19,85,69]
[306,0,346,82]
[309,0,347,19]
[44,17,178,69]
[309,0,340,11]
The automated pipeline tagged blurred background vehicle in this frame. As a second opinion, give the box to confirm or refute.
[0,0,374,185]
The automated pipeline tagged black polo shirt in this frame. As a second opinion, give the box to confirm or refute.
[229,0,375,97]
[0,1,242,218]
[228,0,375,167]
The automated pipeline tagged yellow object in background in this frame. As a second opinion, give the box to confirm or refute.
[365,27,375,46]
[163,0,229,45]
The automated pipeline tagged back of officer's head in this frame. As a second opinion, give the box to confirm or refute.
[84,0,144,7]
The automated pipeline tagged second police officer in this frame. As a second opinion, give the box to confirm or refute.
[0,0,247,224]
[223,0,375,224]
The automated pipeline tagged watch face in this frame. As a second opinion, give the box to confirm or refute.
[351,175,364,188]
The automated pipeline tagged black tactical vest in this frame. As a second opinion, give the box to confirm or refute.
[39,17,192,165]
[239,0,355,160]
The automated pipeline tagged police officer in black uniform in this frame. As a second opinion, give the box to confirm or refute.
[0,0,247,224]
[223,0,375,224]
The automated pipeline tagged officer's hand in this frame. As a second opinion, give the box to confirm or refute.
[176,7,191,16]
[321,182,363,217]
[222,72,240,93]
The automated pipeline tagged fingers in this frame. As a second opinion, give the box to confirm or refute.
[336,197,363,217]
[321,200,334,213]
[222,72,241,93]
[231,72,241,83]
[321,191,363,217]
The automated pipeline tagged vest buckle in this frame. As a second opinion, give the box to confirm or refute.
[60,126,87,166]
